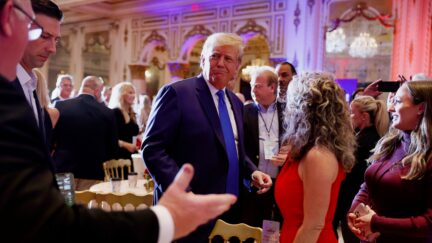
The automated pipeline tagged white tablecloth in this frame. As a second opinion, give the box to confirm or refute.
[89,179,151,196]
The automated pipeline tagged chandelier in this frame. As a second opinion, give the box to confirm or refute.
[326,28,347,53]
[349,32,378,58]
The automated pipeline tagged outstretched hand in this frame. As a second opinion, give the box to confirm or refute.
[158,164,237,239]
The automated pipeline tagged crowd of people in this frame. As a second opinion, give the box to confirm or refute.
[1,0,431,243]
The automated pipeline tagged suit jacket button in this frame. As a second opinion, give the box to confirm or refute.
[256,155,259,159]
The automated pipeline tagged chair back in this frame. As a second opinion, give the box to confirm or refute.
[208,219,262,243]
[94,192,153,211]
[103,159,132,181]
[75,190,152,211]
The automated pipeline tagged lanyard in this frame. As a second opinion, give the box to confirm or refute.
[258,104,276,138]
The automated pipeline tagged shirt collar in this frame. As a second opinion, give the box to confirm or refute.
[16,64,37,91]
[256,100,277,113]
[204,74,226,96]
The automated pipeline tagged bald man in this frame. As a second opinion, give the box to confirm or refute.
[52,76,118,180]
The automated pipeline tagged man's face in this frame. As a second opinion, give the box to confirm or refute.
[251,74,276,106]
[201,45,240,89]
[9,0,34,72]
[59,79,72,98]
[21,13,60,70]
[276,64,294,89]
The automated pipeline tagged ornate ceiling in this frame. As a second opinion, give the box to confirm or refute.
[55,0,239,24]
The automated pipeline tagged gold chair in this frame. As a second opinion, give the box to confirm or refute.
[94,192,153,212]
[103,159,132,181]
[208,219,262,243]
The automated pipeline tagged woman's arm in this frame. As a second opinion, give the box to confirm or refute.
[294,146,339,243]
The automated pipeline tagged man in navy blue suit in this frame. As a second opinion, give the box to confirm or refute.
[142,32,273,242]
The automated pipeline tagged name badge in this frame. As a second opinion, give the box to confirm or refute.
[263,141,278,160]
[262,220,280,243]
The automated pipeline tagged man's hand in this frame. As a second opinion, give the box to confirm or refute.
[158,164,237,239]
[251,171,272,194]
[270,145,290,166]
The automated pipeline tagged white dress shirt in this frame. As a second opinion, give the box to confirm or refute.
[152,205,174,243]
[256,102,279,178]
[16,64,39,126]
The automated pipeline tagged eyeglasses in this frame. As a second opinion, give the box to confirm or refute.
[12,4,44,41]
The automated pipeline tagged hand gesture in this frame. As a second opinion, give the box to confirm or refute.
[158,164,237,239]
[270,145,290,166]
[363,80,382,98]
[251,171,272,194]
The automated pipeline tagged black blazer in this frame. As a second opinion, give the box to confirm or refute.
[53,94,118,180]
[243,101,285,167]
[333,126,381,223]
[0,76,159,242]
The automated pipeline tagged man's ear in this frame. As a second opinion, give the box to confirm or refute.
[0,1,14,37]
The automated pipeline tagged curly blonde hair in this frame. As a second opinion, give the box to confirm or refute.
[368,81,432,180]
[283,72,356,172]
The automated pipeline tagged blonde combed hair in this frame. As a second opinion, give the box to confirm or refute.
[369,81,432,180]
[351,95,389,136]
[33,69,50,108]
[109,82,137,123]
[283,72,356,172]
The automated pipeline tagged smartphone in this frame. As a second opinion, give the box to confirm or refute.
[377,81,401,92]
[353,203,369,218]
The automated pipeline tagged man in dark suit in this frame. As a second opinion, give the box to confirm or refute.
[52,76,118,180]
[0,2,236,241]
[141,32,273,243]
[13,0,62,149]
[242,66,285,227]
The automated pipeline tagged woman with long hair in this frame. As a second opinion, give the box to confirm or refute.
[109,82,139,160]
[275,72,356,243]
[333,95,389,242]
[348,81,432,242]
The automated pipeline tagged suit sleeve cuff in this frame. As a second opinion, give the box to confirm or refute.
[152,205,174,243]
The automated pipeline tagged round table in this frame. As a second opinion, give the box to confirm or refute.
[89,179,151,196]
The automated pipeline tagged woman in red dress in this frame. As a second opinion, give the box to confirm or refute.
[274,72,356,243]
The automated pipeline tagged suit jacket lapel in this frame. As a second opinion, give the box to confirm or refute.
[277,101,285,145]
[195,76,225,148]
[248,103,259,164]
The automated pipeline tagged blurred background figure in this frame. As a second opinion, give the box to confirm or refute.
[350,87,365,102]
[348,81,432,242]
[275,61,297,104]
[53,76,118,180]
[411,72,431,81]
[109,82,140,162]
[139,94,152,133]
[101,85,112,105]
[333,95,389,242]
[275,72,356,243]
[51,74,74,104]
[34,68,59,150]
